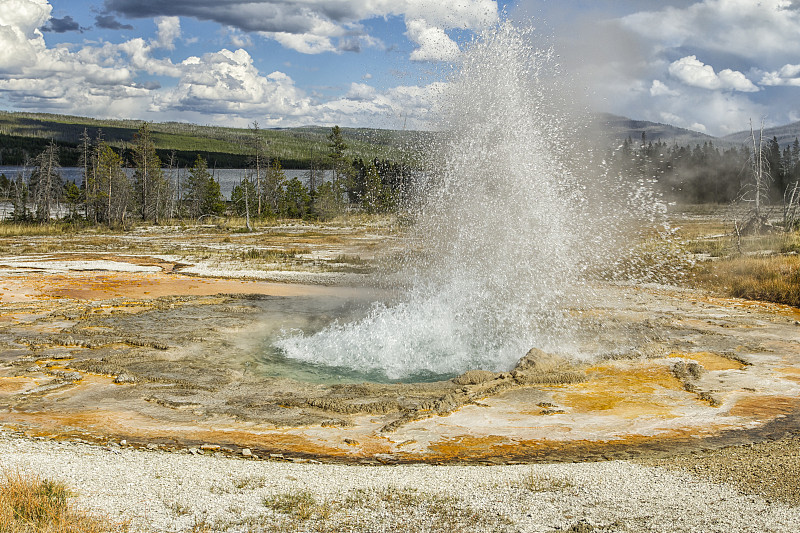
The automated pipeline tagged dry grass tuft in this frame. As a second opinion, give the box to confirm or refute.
[255,486,510,532]
[520,472,575,493]
[0,470,127,533]
[236,247,307,262]
[696,254,800,308]
[676,216,800,307]
[0,222,75,236]
[263,490,329,521]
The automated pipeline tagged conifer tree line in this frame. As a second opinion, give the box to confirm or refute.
[610,133,800,207]
[11,122,799,226]
[220,124,414,222]
[0,123,415,224]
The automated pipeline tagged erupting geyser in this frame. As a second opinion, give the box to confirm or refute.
[277,22,658,381]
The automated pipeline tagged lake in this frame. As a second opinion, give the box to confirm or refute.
[0,166,331,200]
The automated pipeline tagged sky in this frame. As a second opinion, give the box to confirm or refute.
[0,0,799,136]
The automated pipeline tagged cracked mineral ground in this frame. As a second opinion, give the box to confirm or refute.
[1,223,799,463]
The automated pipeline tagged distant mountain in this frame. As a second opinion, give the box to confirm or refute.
[592,113,727,147]
[3,110,798,169]
[722,121,800,149]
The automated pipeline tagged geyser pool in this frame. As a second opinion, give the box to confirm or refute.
[250,290,450,384]
[275,22,663,381]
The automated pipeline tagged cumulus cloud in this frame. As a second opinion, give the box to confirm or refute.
[117,38,182,77]
[668,55,758,92]
[649,80,679,97]
[620,0,800,63]
[344,82,376,101]
[0,0,444,127]
[0,0,51,72]
[550,0,798,133]
[224,26,252,48]
[265,32,337,54]
[406,19,460,62]
[760,63,800,87]
[0,0,52,33]
[102,0,498,59]
[154,48,441,128]
[102,0,498,33]
[155,16,180,50]
[0,1,175,117]
[337,37,361,53]
[315,81,443,128]
[156,49,313,120]
[640,88,765,136]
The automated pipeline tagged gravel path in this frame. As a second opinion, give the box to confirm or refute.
[640,434,800,507]
[2,429,799,532]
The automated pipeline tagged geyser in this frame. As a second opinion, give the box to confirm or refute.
[277,22,656,381]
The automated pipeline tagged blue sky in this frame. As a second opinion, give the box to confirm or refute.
[1,0,799,136]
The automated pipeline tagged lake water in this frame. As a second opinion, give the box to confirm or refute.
[0,166,330,200]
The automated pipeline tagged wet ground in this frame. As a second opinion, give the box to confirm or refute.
[1,224,799,464]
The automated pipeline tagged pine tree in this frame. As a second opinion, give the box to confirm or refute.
[28,141,62,222]
[83,131,106,223]
[63,181,82,219]
[326,125,349,214]
[132,122,166,223]
[312,181,339,221]
[766,135,784,194]
[281,177,310,219]
[262,158,286,217]
[793,137,800,165]
[0,173,10,201]
[185,155,224,219]
[231,177,256,222]
[95,143,131,225]
[10,172,28,221]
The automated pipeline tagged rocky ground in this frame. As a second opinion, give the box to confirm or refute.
[640,433,800,507]
[1,426,799,532]
[1,221,799,531]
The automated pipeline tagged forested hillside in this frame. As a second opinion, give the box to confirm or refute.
[723,120,800,148]
[607,133,800,206]
[0,111,412,168]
